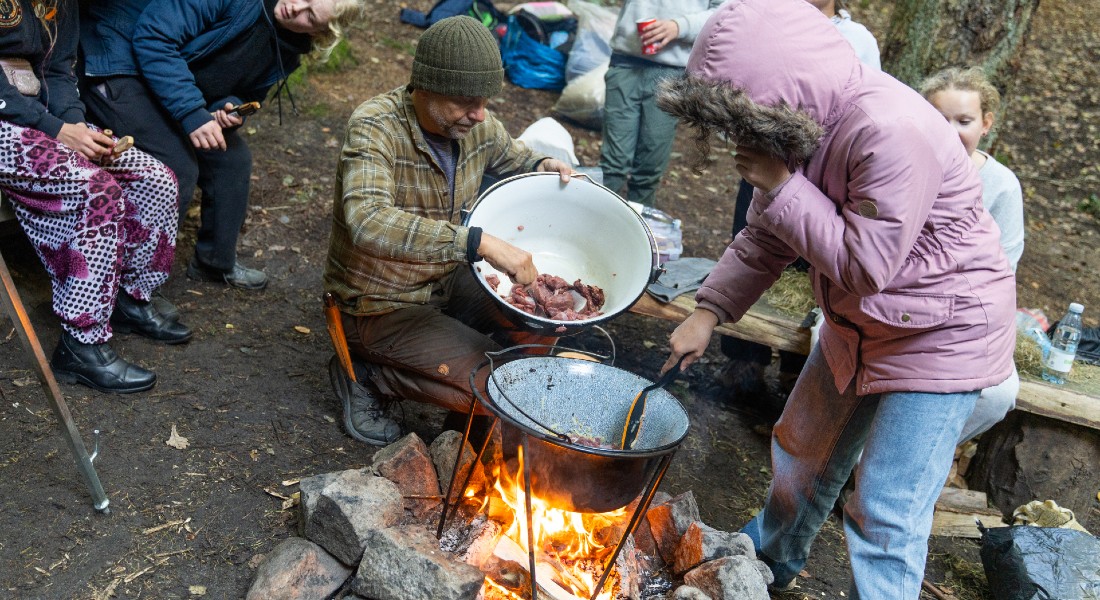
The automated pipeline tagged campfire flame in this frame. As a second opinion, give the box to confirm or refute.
[482,446,627,600]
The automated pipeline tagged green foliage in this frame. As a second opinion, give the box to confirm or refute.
[1079,193,1100,218]
[314,38,357,72]
[380,37,416,56]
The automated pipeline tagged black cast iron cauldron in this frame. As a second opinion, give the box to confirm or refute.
[473,353,690,513]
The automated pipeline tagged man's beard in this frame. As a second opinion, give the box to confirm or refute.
[428,104,475,139]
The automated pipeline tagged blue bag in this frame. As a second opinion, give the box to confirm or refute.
[500,15,566,92]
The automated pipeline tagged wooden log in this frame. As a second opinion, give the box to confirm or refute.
[629,294,810,354]
[936,487,992,513]
[968,411,1100,534]
[1015,379,1100,431]
[930,510,1005,539]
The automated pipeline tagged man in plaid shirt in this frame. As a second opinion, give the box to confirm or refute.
[323,16,572,445]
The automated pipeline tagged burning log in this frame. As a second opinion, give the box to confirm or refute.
[490,536,589,600]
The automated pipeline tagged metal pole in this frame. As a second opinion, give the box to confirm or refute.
[0,253,109,513]
[522,434,539,600]
[588,451,677,600]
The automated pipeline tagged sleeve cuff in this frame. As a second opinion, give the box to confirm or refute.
[466,226,483,263]
[181,108,214,135]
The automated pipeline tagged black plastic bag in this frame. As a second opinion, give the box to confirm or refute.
[980,525,1100,599]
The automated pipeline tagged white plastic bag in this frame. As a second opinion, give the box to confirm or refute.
[518,117,579,166]
[551,61,608,130]
[564,0,618,81]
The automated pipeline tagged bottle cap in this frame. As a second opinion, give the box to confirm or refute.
[1069,302,1084,313]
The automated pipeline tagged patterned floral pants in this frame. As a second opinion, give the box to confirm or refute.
[0,122,179,344]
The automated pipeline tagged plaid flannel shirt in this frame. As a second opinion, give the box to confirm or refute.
[323,87,544,315]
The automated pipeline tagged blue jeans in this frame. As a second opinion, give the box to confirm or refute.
[742,345,977,599]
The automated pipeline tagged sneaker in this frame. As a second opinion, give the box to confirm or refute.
[768,577,798,593]
[186,257,268,290]
[328,356,401,446]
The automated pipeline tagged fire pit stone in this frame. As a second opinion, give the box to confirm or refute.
[647,490,701,564]
[430,429,488,498]
[352,524,484,600]
[244,537,351,600]
[673,585,712,599]
[300,468,404,566]
[682,554,772,600]
[672,522,756,575]
[370,432,442,518]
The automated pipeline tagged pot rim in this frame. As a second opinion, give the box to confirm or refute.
[471,354,689,459]
[462,172,660,335]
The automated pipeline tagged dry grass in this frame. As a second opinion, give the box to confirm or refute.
[1015,333,1045,377]
[763,269,816,317]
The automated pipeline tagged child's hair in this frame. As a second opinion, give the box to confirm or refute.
[919,66,1001,116]
[314,0,368,57]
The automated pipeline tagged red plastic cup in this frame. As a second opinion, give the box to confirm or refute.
[636,18,658,55]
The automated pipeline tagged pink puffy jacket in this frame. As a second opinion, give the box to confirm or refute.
[662,0,1016,395]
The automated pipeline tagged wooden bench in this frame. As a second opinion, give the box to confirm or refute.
[631,290,1100,533]
[629,293,1099,431]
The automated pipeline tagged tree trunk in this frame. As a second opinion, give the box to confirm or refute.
[880,0,1042,147]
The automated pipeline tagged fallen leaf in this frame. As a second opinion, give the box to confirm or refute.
[189,585,206,596]
[166,425,190,450]
[225,323,234,329]
[13,377,34,387]
[294,326,311,334]
[642,340,657,349]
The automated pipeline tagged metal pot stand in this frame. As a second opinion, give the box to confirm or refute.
[437,345,688,600]
[0,249,110,514]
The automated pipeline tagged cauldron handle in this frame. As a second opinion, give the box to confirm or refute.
[477,347,572,442]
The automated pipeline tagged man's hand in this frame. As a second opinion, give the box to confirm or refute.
[536,158,573,183]
[212,102,245,129]
[478,233,538,285]
[641,19,679,52]
[662,308,720,373]
[734,145,793,194]
[57,123,113,162]
[189,119,227,151]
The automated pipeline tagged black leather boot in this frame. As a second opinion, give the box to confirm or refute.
[111,293,192,344]
[51,332,156,394]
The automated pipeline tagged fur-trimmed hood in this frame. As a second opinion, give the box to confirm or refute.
[656,0,863,164]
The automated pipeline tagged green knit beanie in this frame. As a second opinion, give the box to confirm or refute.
[411,16,504,98]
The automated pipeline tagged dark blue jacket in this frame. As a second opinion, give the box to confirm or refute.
[80,0,283,133]
[0,0,85,137]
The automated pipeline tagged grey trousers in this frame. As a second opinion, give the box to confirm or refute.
[599,63,682,206]
[343,267,555,413]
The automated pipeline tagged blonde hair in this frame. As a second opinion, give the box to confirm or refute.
[920,66,1001,116]
[314,0,368,57]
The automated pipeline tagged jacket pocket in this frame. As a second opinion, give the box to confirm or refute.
[860,291,955,329]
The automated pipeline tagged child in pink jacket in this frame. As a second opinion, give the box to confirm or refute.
[656,0,1016,596]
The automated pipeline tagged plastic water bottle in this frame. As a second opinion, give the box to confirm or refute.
[1041,302,1084,385]
[627,201,683,263]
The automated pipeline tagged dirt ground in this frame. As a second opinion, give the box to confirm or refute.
[1,1,1097,599]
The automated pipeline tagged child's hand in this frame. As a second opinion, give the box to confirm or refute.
[640,19,679,52]
[734,145,793,194]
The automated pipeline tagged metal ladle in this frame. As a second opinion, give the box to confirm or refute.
[620,356,685,450]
